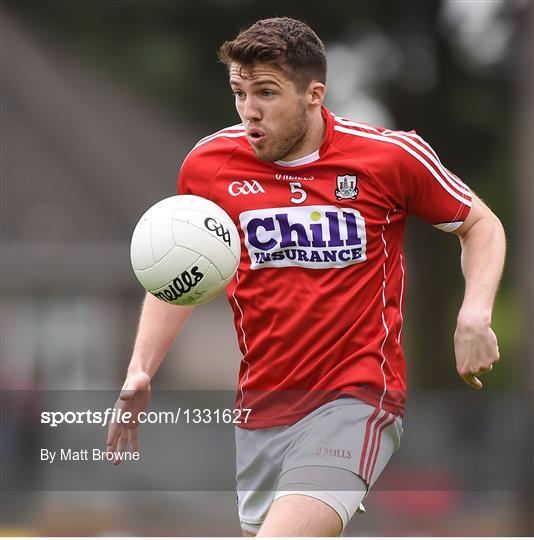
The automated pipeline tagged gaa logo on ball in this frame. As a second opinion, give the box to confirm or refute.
[130,195,241,305]
[204,217,231,246]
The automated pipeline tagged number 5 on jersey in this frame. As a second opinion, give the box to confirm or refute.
[289,182,307,204]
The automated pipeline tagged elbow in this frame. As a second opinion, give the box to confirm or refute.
[481,205,505,233]
[487,214,506,255]
[490,213,506,241]
[459,211,506,247]
[484,214,506,256]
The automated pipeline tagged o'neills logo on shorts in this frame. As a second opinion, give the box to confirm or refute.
[239,206,367,269]
[316,446,353,459]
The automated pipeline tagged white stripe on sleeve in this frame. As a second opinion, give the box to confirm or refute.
[333,125,472,207]
[433,221,465,232]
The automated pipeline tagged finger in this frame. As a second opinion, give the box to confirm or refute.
[115,428,130,465]
[106,423,122,451]
[476,364,493,374]
[117,426,130,453]
[130,427,139,454]
[463,374,483,390]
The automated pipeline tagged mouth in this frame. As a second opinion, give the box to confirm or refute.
[247,128,266,146]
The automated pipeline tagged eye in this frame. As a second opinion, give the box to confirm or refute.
[233,90,246,99]
[261,89,275,97]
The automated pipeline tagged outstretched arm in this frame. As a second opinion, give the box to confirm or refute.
[127,292,194,380]
[106,293,194,462]
[453,194,506,389]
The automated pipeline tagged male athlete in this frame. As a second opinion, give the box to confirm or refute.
[107,17,505,536]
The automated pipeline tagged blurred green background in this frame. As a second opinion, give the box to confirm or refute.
[2,0,532,536]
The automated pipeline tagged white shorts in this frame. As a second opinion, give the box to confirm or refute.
[235,397,403,534]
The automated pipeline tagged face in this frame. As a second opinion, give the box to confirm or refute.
[229,63,310,162]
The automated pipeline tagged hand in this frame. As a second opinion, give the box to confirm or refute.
[106,371,151,464]
[454,315,500,390]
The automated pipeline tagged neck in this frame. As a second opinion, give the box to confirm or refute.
[282,107,326,162]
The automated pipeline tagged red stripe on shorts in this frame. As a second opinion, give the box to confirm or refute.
[367,416,396,483]
[364,412,391,482]
[359,408,382,480]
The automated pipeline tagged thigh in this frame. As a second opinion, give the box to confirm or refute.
[274,398,403,530]
[273,466,367,534]
[258,493,343,537]
[282,397,403,487]
[235,398,403,534]
[234,425,288,535]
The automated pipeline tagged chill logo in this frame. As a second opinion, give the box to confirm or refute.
[240,206,367,270]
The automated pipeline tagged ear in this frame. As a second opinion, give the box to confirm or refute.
[307,82,326,108]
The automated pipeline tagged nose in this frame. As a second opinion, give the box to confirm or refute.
[241,95,262,122]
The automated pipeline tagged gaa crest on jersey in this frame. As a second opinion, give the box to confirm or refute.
[240,206,367,270]
[335,174,358,200]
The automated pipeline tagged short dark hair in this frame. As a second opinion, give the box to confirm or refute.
[218,17,327,91]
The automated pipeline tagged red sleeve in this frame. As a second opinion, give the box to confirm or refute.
[177,138,237,199]
[383,130,472,232]
[177,147,212,198]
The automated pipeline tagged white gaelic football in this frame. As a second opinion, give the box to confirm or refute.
[130,195,240,306]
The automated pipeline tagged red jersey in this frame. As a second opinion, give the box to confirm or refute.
[178,107,472,428]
